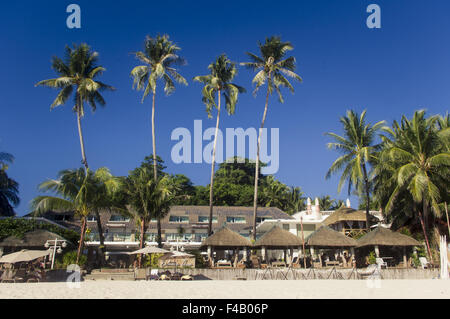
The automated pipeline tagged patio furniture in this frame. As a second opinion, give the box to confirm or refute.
[271,261,287,268]
[358,264,382,280]
[181,274,193,280]
[325,260,340,267]
[376,258,387,269]
[215,260,233,268]
[148,269,160,280]
[419,257,430,269]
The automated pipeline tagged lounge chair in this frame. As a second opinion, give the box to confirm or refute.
[148,269,160,280]
[419,257,430,269]
[376,258,387,269]
[358,264,382,279]
[181,274,193,280]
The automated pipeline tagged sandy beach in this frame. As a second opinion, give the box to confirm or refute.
[0,280,449,299]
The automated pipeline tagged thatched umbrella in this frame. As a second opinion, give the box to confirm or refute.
[306,226,357,267]
[202,227,252,265]
[254,226,302,265]
[356,226,420,267]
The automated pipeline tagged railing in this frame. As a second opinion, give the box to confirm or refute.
[86,233,134,242]
[343,229,368,238]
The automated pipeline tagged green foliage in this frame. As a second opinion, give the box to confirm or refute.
[0,217,79,243]
[187,250,206,269]
[131,34,187,101]
[35,43,115,115]
[55,250,87,269]
[0,152,19,217]
[367,251,377,265]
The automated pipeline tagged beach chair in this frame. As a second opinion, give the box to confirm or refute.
[376,258,387,269]
[148,269,160,280]
[419,257,430,269]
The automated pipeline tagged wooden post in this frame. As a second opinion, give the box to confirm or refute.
[351,247,356,268]
[243,247,248,261]
[300,217,307,269]
[261,246,266,263]
[445,202,450,238]
[289,248,294,266]
[403,247,407,268]
[374,245,380,258]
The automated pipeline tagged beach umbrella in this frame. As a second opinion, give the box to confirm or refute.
[128,246,170,255]
[0,249,50,264]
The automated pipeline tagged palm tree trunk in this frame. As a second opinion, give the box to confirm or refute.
[76,98,88,170]
[95,210,106,267]
[252,84,271,241]
[151,89,163,248]
[138,219,145,268]
[76,216,87,265]
[208,90,221,236]
[418,205,433,262]
[361,162,371,229]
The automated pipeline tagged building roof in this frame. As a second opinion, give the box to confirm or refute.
[202,227,252,248]
[168,206,292,218]
[356,227,420,247]
[324,207,379,226]
[0,229,69,248]
[254,226,302,248]
[306,226,357,247]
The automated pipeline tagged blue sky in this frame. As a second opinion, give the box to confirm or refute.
[1,0,449,216]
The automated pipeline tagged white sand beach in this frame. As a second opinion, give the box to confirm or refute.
[0,280,449,299]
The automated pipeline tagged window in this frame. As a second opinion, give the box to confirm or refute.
[226,216,246,224]
[166,233,193,241]
[282,224,290,231]
[198,216,218,223]
[169,216,189,223]
[86,215,96,222]
[256,216,272,223]
[109,215,130,222]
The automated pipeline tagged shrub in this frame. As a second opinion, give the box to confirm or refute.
[54,250,87,269]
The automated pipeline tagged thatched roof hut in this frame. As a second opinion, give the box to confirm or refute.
[356,227,420,247]
[254,226,302,249]
[202,227,252,248]
[306,226,357,248]
[0,229,69,248]
[324,207,378,226]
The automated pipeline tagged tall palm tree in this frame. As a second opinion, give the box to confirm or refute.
[241,36,302,240]
[0,152,19,217]
[130,34,187,242]
[326,110,385,229]
[35,44,115,170]
[194,54,245,235]
[377,110,450,260]
[119,167,175,265]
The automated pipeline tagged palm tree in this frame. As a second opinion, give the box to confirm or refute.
[286,186,306,214]
[0,152,19,217]
[32,168,94,263]
[88,168,121,266]
[377,110,450,260]
[325,110,386,229]
[194,54,245,235]
[241,36,302,240]
[262,175,289,208]
[119,167,175,265]
[130,34,187,241]
[35,44,115,170]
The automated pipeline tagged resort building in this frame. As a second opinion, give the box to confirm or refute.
[32,206,293,253]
